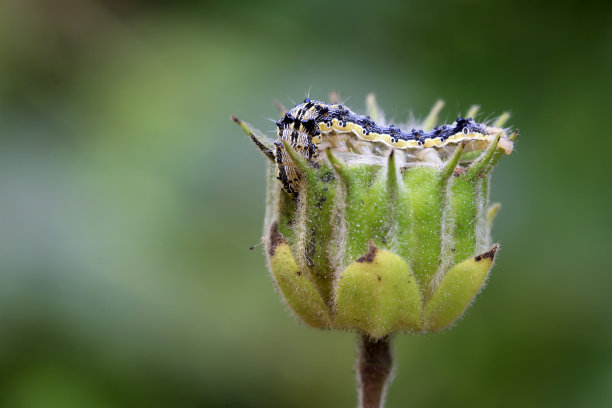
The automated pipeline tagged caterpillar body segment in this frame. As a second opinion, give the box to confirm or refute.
[274,99,512,198]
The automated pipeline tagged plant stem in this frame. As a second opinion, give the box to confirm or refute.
[357,334,393,408]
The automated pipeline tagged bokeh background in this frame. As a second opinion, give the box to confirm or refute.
[1,0,611,407]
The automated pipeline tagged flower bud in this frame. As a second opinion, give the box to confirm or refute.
[233,96,515,339]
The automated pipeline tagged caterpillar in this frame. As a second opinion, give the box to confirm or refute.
[275,98,512,198]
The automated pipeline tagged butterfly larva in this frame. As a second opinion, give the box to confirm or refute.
[275,99,512,198]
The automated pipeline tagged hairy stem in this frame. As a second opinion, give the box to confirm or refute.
[357,335,393,408]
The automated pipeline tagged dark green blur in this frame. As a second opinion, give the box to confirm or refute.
[0,0,610,407]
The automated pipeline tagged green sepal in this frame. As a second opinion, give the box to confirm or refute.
[281,140,313,178]
[447,175,479,264]
[423,244,499,331]
[422,99,445,131]
[280,141,339,303]
[267,224,333,328]
[334,244,423,339]
[326,148,395,265]
[365,93,385,123]
[396,166,444,286]
[232,115,275,162]
[466,132,500,179]
[465,105,480,119]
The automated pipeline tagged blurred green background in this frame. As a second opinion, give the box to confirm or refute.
[0,0,610,407]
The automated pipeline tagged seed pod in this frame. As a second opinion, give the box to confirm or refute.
[233,96,516,339]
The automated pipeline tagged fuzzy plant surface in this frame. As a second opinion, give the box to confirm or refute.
[233,94,516,408]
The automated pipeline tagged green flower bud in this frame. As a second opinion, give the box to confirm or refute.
[233,96,515,340]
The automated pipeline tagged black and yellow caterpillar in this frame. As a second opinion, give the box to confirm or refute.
[275,99,510,197]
